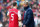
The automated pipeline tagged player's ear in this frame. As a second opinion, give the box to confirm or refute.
[16,4,17,7]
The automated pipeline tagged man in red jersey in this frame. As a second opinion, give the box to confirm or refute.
[7,2,21,27]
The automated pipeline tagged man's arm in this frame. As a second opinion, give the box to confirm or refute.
[18,11,21,21]
[18,11,22,27]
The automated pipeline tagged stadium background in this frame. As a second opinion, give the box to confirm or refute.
[0,0,40,27]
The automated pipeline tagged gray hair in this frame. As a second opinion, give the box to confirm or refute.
[24,0,29,5]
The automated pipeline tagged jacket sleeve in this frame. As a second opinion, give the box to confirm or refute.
[23,10,33,26]
[23,13,26,25]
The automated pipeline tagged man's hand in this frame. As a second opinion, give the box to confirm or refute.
[23,25,26,27]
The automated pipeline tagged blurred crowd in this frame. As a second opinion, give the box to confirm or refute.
[0,0,40,27]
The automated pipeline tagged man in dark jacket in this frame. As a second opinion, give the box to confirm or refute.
[23,1,35,27]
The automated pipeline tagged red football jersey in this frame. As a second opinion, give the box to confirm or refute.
[9,8,19,27]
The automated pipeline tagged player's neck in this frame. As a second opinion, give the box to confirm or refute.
[13,6,17,9]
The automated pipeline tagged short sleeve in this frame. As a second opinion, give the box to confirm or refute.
[18,11,21,17]
[7,11,9,15]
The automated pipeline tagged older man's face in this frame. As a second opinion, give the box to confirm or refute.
[23,4,26,7]
[23,3,28,7]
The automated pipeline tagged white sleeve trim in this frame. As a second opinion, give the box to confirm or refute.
[7,11,9,15]
[18,11,21,17]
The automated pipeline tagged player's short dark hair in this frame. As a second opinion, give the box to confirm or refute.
[13,2,17,6]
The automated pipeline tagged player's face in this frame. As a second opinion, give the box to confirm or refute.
[16,4,17,7]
